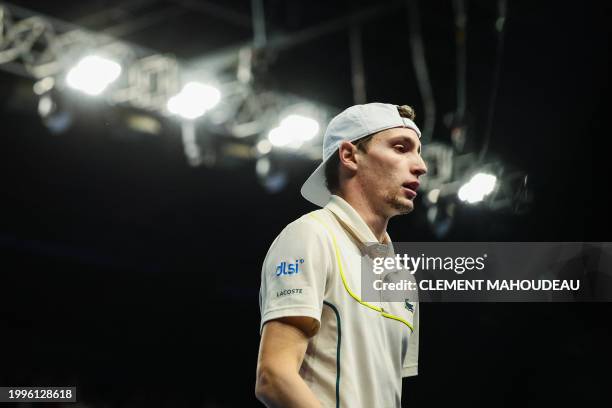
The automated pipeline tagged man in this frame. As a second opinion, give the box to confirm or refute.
[256,103,428,407]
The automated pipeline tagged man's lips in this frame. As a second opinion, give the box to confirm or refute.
[402,181,420,199]
[402,186,417,199]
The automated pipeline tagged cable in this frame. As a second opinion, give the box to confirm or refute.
[479,0,507,163]
[251,0,266,49]
[349,25,367,104]
[452,0,467,123]
[406,0,436,143]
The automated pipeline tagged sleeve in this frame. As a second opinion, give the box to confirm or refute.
[402,301,419,377]
[259,218,331,334]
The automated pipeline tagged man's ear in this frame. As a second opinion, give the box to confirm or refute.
[338,141,358,172]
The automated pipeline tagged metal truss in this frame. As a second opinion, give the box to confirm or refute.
[0,2,330,124]
[0,2,180,114]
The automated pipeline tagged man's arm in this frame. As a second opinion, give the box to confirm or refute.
[255,316,321,408]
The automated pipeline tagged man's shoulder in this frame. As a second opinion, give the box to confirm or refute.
[262,209,335,263]
[278,208,332,240]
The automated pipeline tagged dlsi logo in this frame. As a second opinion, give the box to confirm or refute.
[276,259,305,276]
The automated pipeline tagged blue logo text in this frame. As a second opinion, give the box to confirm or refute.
[276,259,304,276]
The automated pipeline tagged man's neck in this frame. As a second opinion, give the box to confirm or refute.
[336,190,389,244]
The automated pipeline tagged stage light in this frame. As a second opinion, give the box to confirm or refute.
[458,172,497,204]
[267,127,293,148]
[167,82,221,120]
[267,114,320,149]
[66,55,122,96]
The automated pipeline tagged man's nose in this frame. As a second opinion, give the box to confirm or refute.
[412,156,428,177]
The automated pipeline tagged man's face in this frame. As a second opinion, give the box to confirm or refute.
[355,127,428,216]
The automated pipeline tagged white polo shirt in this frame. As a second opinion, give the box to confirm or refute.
[259,195,419,408]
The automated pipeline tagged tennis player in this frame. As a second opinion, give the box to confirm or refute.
[256,103,427,407]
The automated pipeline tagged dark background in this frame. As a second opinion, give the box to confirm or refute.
[1,0,611,407]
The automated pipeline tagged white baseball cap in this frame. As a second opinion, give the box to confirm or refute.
[301,102,422,207]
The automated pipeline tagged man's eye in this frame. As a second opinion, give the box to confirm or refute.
[394,145,406,152]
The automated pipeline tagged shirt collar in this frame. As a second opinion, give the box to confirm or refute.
[324,195,394,258]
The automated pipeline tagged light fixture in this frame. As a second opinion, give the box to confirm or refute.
[167,82,221,120]
[458,172,498,204]
[66,55,122,96]
[267,114,320,149]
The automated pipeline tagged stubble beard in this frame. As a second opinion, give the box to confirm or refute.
[384,186,414,215]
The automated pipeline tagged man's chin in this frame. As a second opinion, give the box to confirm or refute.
[388,196,414,215]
